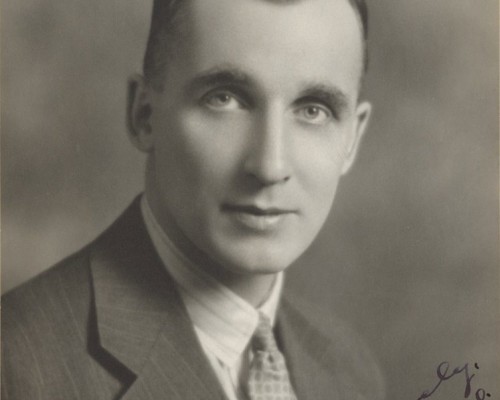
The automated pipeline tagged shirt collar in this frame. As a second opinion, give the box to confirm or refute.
[140,195,283,367]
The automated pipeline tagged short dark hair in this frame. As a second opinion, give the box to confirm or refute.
[143,0,368,89]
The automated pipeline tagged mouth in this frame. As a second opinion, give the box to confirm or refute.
[221,204,297,231]
[222,204,295,215]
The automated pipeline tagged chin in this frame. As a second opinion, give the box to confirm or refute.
[217,245,300,276]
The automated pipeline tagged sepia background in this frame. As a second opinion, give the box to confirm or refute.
[2,0,498,398]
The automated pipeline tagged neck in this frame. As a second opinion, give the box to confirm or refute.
[201,262,278,308]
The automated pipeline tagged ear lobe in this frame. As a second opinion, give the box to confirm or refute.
[126,74,154,153]
[341,101,372,175]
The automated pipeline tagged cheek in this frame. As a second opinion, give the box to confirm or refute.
[294,129,350,196]
[292,128,354,234]
[151,113,204,200]
[153,111,246,197]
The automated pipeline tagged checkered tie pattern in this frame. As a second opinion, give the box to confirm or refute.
[245,313,297,400]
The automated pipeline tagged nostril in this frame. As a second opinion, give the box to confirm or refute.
[247,169,291,187]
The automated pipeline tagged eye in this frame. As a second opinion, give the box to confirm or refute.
[295,104,332,125]
[202,91,244,111]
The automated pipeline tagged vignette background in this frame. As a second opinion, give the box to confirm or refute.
[2,1,498,398]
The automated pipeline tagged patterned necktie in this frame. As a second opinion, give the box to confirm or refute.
[245,313,297,400]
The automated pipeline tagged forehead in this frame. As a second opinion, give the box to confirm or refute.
[168,0,364,96]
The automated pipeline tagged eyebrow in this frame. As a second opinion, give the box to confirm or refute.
[186,66,254,94]
[297,84,351,116]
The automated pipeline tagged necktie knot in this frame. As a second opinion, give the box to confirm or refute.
[252,313,278,353]
[245,313,297,400]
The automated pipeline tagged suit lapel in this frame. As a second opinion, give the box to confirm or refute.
[90,198,226,400]
[276,296,343,400]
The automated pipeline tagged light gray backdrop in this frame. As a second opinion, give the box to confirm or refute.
[2,1,498,399]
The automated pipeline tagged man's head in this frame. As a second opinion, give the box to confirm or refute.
[127,0,372,296]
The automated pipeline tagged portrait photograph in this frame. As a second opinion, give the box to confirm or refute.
[1,1,499,399]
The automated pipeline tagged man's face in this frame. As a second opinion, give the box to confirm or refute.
[135,0,371,277]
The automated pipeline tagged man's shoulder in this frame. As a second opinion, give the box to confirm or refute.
[2,247,91,316]
[2,196,143,316]
[1,249,89,396]
[1,247,94,366]
[0,201,142,400]
[281,292,386,400]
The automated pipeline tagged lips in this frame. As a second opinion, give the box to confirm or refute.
[221,204,294,216]
[221,204,297,232]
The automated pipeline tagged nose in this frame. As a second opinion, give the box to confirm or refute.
[243,106,291,186]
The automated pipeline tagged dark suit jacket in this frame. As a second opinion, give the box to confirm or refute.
[2,198,385,400]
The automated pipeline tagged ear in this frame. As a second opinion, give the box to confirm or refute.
[341,100,372,175]
[126,74,154,153]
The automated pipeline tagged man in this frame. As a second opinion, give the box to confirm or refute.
[2,0,384,399]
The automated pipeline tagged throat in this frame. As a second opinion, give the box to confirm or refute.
[201,260,279,307]
[223,272,278,308]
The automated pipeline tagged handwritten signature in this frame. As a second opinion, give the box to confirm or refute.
[417,362,491,400]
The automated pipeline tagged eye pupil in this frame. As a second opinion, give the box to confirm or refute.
[216,94,230,103]
[305,106,319,117]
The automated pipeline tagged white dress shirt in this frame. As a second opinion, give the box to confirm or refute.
[140,196,283,400]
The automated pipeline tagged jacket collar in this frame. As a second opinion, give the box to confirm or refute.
[277,295,342,400]
[89,197,227,400]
